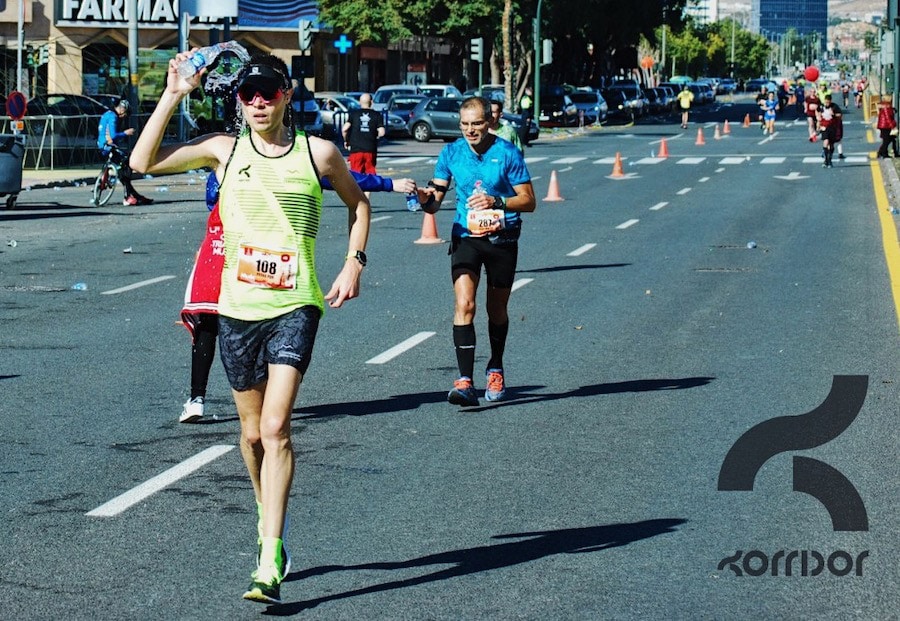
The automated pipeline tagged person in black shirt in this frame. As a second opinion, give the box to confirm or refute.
[341,93,385,196]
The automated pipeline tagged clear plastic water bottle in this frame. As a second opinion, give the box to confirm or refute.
[406,193,420,212]
[471,180,488,198]
[71,282,88,291]
[177,41,250,79]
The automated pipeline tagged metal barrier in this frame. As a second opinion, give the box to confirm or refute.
[0,113,185,170]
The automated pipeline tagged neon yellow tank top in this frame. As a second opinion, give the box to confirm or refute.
[218,130,324,321]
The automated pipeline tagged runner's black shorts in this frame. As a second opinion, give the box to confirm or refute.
[450,236,518,289]
[218,305,321,391]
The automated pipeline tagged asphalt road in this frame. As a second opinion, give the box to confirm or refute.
[1,97,898,620]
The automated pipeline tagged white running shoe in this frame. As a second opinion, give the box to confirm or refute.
[179,396,204,423]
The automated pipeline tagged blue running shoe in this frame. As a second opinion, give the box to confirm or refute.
[448,377,479,406]
[485,369,507,402]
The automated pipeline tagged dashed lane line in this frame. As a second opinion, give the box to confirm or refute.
[568,243,597,257]
[371,215,392,223]
[366,331,437,364]
[86,445,236,517]
[101,275,177,295]
[616,219,639,230]
[511,278,534,292]
[650,202,669,211]
[676,187,693,195]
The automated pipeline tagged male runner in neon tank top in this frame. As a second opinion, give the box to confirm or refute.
[131,53,370,605]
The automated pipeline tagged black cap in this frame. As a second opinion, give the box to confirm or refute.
[239,64,290,91]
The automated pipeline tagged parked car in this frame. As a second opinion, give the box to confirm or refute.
[602,89,634,123]
[745,78,777,93]
[501,111,539,143]
[417,84,463,99]
[314,94,360,139]
[605,83,645,117]
[407,97,464,142]
[695,81,716,103]
[538,93,577,127]
[26,93,109,137]
[718,78,737,94]
[643,88,669,115]
[463,84,506,103]
[90,93,127,110]
[290,86,324,136]
[384,94,427,136]
[569,89,607,124]
[372,84,419,111]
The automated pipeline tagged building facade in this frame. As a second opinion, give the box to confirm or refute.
[0,0,463,101]
[750,0,827,39]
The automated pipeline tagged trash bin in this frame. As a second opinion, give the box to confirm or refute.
[0,134,26,210]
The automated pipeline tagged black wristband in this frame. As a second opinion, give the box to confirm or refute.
[427,180,449,193]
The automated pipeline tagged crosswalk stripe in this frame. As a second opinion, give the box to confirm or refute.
[551,157,587,164]
[719,157,745,165]
[635,157,665,165]
[677,157,706,164]
[594,157,619,164]
[760,157,786,164]
[802,156,822,163]
[524,157,548,163]
[381,157,429,165]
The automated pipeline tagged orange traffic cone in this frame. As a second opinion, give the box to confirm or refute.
[723,119,731,135]
[609,153,625,178]
[695,128,706,145]
[714,124,721,140]
[657,139,669,158]
[742,113,751,128]
[414,212,445,244]
[544,170,565,201]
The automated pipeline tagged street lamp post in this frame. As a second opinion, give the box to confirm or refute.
[16,0,25,93]
[533,0,543,130]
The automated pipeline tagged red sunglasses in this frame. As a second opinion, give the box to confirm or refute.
[237,84,284,105]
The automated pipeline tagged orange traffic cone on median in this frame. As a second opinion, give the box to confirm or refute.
[714,124,721,140]
[742,113,751,128]
[695,127,706,145]
[657,139,669,158]
[723,119,731,134]
[415,212,445,244]
[544,170,565,201]
[610,153,625,178]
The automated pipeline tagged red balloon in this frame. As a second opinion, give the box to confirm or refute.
[804,66,819,82]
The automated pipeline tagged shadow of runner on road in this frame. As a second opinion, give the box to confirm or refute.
[265,519,687,615]
[293,377,714,420]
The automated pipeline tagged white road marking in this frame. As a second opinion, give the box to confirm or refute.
[568,243,597,256]
[524,157,548,164]
[676,157,705,164]
[676,187,692,195]
[371,215,392,223]
[558,166,573,172]
[803,156,823,163]
[650,201,669,211]
[760,156,786,164]
[594,157,620,164]
[699,177,710,183]
[715,168,725,173]
[101,275,176,295]
[86,445,236,517]
[552,157,586,164]
[843,156,868,163]
[636,157,665,165]
[366,331,436,364]
[511,278,534,292]
[718,157,745,165]
[616,219,639,229]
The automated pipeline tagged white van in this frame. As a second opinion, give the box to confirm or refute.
[372,85,419,111]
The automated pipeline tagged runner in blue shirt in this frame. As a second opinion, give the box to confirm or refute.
[417,97,536,406]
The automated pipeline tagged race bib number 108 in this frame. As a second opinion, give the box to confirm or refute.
[237,242,298,290]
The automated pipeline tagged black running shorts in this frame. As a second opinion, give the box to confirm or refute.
[218,305,321,391]
[450,236,519,289]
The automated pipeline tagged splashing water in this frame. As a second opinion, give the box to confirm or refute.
[202,42,250,134]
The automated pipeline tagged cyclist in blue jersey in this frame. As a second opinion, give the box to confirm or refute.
[417,97,536,406]
[96,99,153,205]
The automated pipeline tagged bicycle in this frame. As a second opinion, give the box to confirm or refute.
[91,145,122,206]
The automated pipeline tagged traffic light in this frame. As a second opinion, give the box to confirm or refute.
[470,37,483,63]
[298,19,313,51]
[542,39,553,66]
[38,44,50,66]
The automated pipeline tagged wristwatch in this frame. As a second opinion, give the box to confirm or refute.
[346,250,367,267]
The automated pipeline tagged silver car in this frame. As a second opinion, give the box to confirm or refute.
[314,95,360,139]
[569,90,608,124]
[407,97,463,142]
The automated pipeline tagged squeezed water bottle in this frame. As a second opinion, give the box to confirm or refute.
[177,41,249,79]
[471,180,488,199]
[406,193,420,212]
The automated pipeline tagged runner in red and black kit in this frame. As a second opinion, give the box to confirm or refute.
[817,94,842,168]
[805,90,820,142]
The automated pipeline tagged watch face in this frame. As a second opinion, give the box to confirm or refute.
[356,251,367,266]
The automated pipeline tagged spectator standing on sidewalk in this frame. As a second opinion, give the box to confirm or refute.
[876,95,898,159]
[518,86,534,147]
